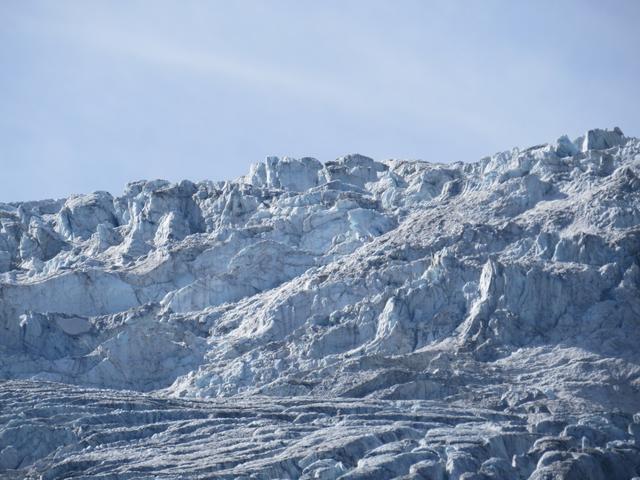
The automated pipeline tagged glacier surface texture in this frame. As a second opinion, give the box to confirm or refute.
[1,127,640,479]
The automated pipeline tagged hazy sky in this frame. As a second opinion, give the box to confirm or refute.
[1,1,639,202]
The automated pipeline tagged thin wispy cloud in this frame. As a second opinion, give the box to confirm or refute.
[1,1,638,201]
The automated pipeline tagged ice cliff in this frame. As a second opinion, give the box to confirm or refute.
[1,127,640,479]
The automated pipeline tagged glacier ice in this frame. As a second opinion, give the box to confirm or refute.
[1,127,640,478]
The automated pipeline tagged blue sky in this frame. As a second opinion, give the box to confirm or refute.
[1,0,639,201]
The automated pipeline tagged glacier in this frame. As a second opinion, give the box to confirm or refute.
[1,127,640,479]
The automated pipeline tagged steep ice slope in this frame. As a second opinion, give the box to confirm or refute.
[1,127,640,478]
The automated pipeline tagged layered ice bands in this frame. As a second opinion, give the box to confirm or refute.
[1,127,640,479]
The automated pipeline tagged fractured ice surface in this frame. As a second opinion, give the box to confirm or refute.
[1,127,640,478]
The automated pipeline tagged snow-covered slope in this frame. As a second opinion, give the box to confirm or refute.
[1,127,640,479]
